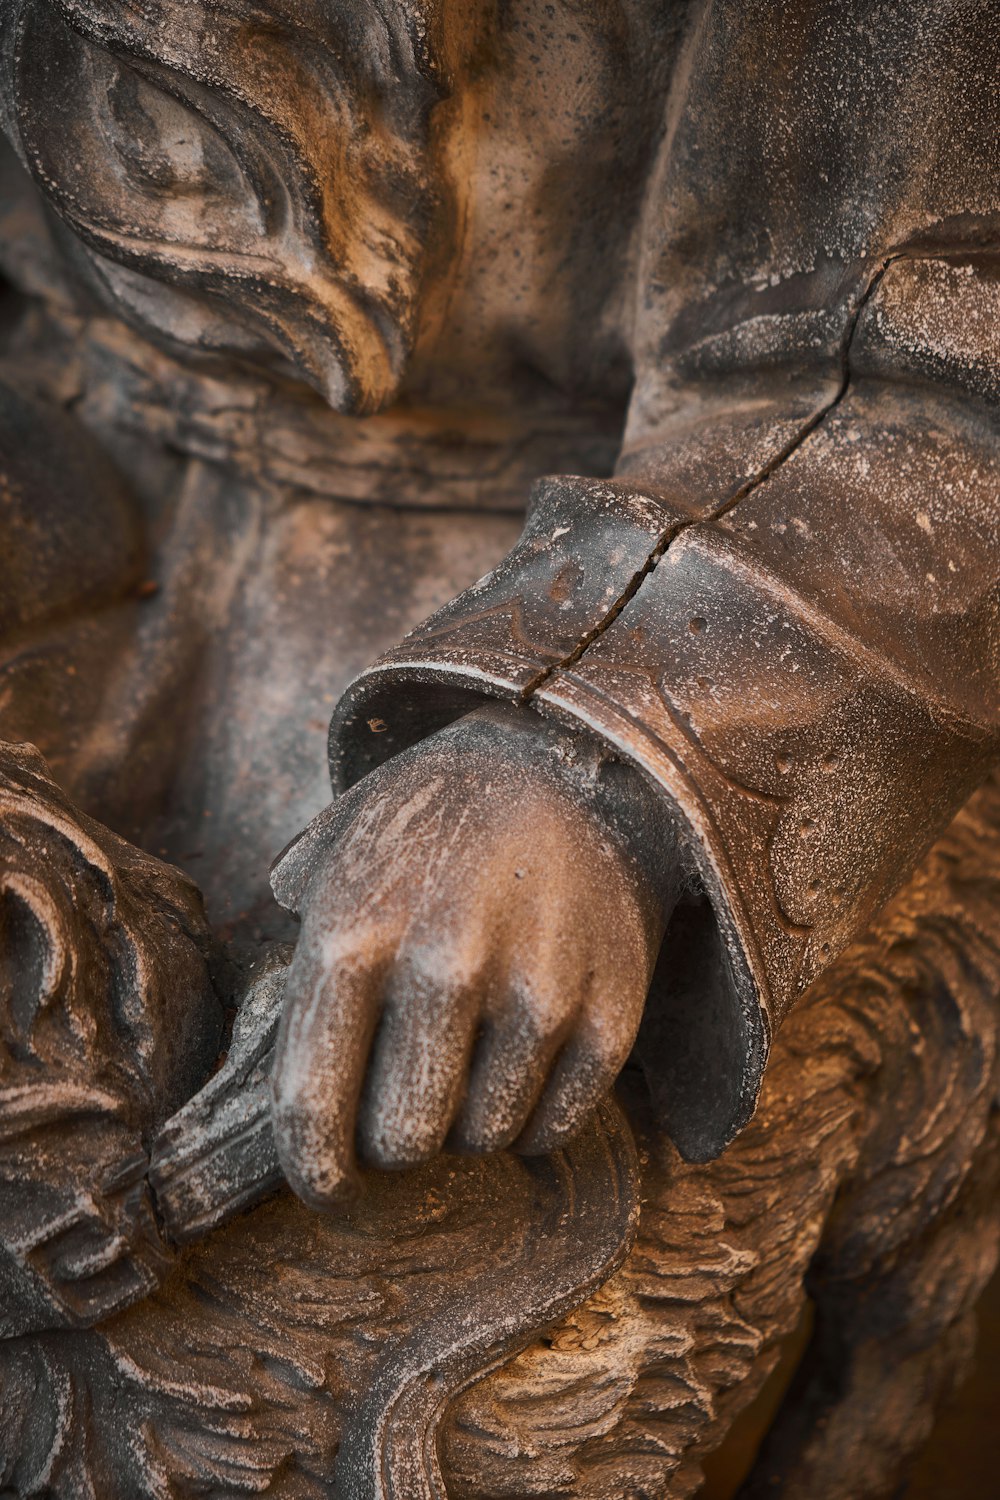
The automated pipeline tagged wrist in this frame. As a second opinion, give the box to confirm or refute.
[434,699,682,931]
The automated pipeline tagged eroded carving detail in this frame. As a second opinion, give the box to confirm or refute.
[0,1,998,1492]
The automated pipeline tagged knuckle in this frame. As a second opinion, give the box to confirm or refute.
[283,926,397,1008]
[398,930,491,1002]
[312,925,388,972]
[396,944,484,1006]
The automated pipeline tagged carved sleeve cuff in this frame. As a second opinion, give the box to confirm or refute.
[329,383,999,1159]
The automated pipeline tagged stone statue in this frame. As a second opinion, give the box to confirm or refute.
[0,2,997,1494]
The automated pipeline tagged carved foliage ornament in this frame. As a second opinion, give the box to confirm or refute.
[1,0,461,412]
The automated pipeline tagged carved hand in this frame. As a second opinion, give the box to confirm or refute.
[270,702,679,1208]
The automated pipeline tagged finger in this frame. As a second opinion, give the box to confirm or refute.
[271,926,388,1209]
[515,947,648,1155]
[269,792,361,913]
[513,1015,632,1156]
[449,980,575,1155]
[357,950,480,1169]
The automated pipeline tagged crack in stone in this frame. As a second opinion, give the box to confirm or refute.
[701,255,898,524]
[522,256,899,703]
[519,521,682,700]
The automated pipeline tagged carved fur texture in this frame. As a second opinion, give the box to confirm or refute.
[2,0,452,412]
[0,774,997,1497]
[0,742,222,1337]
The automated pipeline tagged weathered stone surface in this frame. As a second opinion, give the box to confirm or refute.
[0,3,998,1493]
[0,777,996,1495]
